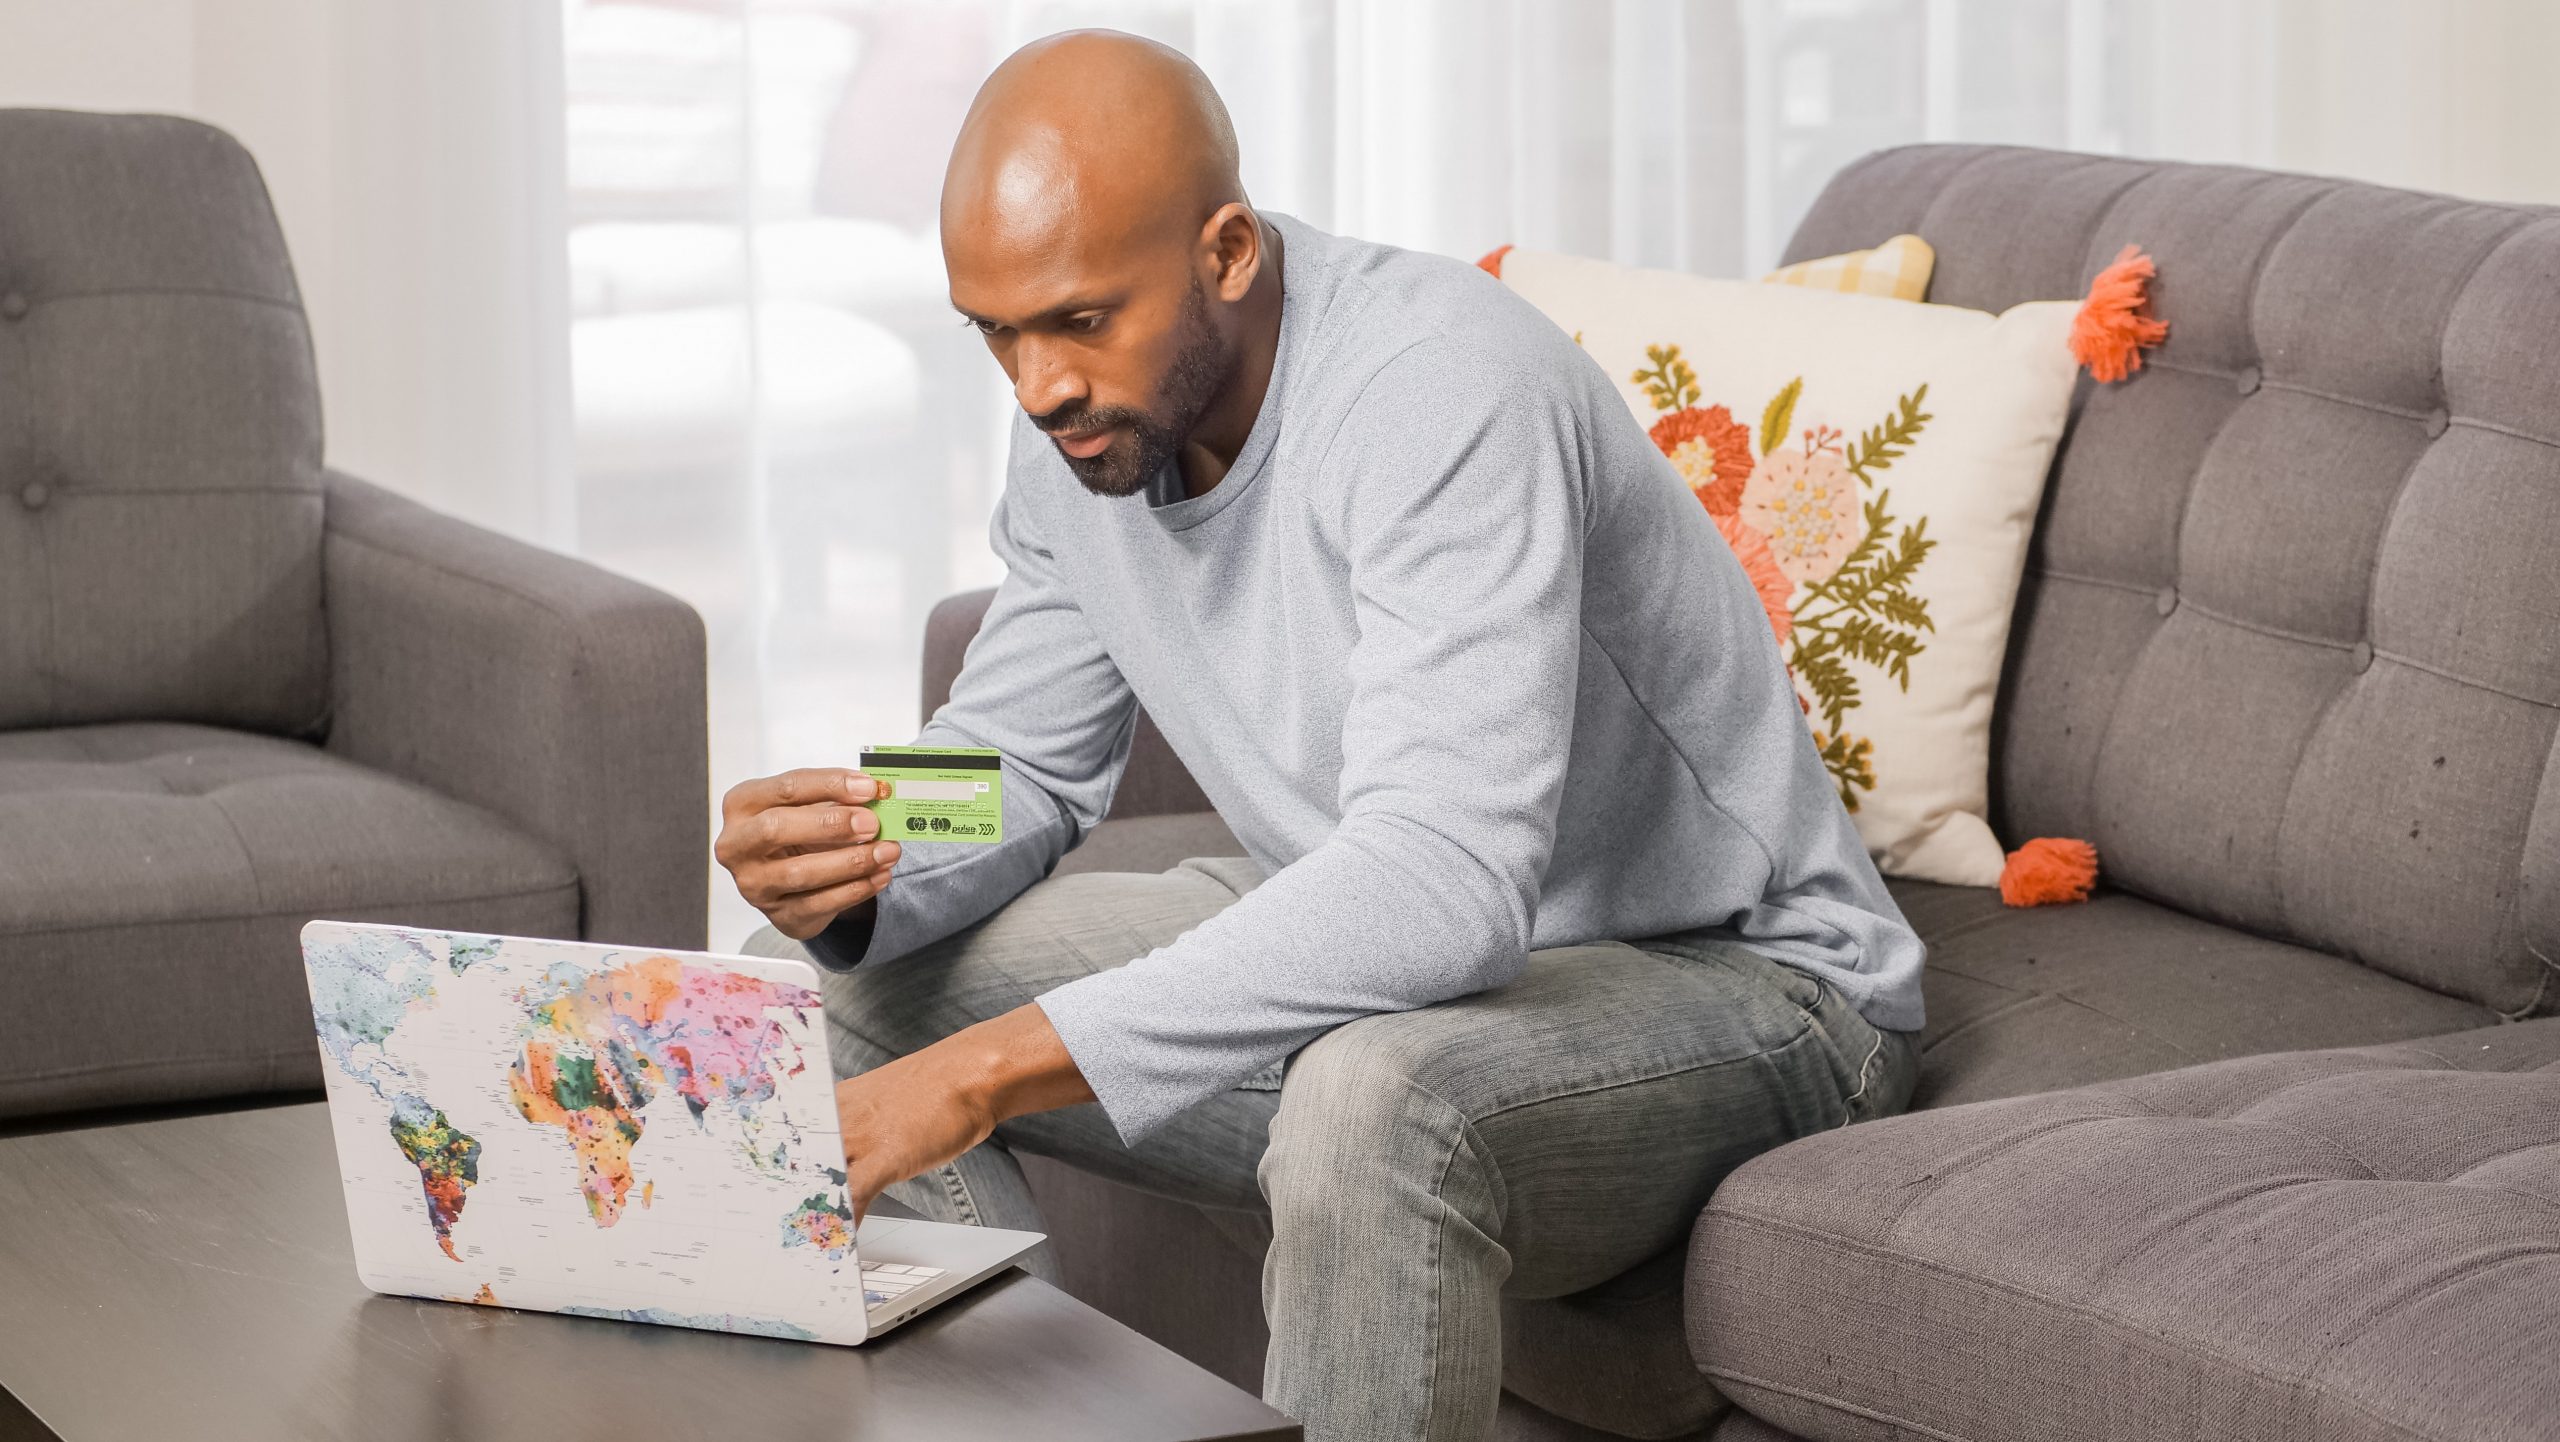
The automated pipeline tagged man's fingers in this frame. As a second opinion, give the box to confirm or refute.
[760,841,899,900]
[741,843,897,911]
[750,802,880,860]
[720,767,877,824]
[771,861,897,940]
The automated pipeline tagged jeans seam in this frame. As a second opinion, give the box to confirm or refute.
[1415,1109,1478,1439]
[1456,1012,1822,1127]
[1836,1026,1888,1129]
[933,1161,984,1227]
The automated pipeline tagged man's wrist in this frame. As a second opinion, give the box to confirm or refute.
[940,1002,1094,1125]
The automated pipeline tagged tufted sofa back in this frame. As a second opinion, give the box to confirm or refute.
[1783,146,2560,1017]
[0,110,326,735]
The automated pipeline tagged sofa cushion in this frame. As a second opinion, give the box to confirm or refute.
[1690,1018,2560,1442]
[1889,877,2500,1107]
[0,723,578,1119]
[1785,146,2560,1018]
[0,112,327,735]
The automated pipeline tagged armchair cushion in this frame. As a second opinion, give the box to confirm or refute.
[0,111,326,735]
[1689,1018,2560,1442]
[0,722,575,1119]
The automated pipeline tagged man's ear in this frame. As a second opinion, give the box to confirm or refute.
[1202,202,1263,302]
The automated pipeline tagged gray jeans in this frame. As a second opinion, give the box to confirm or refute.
[746,856,1919,1442]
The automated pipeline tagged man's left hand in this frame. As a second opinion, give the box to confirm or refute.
[833,1001,1096,1219]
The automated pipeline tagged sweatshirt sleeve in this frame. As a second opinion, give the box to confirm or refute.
[806,475,1140,971]
[1034,349,1590,1141]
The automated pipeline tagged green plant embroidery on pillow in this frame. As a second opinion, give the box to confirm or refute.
[1636,343,1935,811]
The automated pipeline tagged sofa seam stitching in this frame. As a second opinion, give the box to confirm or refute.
[1699,1368,1971,1442]
[25,484,324,498]
[2071,164,2167,283]
[324,517,591,637]
[1909,149,2013,252]
[1877,1110,2153,1226]
[1906,988,2043,1055]
[194,786,272,916]
[4,1049,322,1086]
[17,285,305,314]
[2267,209,2546,981]
[2078,185,2331,862]
[2029,566,2153,600]
[0,879,584,940]
[2365,647,2557,711]
[2445,414,2560,449]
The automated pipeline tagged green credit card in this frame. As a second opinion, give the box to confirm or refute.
[861,745,1003,845]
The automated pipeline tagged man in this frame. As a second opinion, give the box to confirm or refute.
[718,29,1925,1442]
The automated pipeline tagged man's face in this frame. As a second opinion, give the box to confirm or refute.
[946,227,1237,497]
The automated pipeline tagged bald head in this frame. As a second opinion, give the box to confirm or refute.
[942,30,1244,260]
[941,31,1281,499]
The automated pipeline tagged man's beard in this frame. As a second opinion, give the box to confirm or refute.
[1037,278,1237,498]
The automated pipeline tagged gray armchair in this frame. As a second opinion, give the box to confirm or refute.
[0,111,707,1121]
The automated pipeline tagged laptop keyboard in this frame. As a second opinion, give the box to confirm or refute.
[862,1262,946,1310]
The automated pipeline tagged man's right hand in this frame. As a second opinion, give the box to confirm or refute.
[716,769,902,941]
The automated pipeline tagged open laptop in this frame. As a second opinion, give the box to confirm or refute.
[298,920,1042,1345]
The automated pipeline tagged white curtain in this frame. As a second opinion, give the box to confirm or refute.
[6,0,2549,944]
[552,0,2546,943]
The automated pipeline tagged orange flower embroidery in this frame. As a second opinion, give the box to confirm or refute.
[1628,340,1937,812]
[1711,512,1794,646]
[1742,446,1861,587]
[1648,406,1754,517]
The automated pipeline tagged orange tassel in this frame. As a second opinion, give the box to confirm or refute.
[1476,243,1513,278]
[2070,244,2169,383]
[1999,836,2099,907]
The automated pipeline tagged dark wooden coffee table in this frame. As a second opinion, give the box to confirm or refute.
[0,1101,1297,1442]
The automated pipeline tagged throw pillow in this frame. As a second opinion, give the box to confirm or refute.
[1763,232,1935,301]
[1480,234,1935,303]
[1498,249,2079,889]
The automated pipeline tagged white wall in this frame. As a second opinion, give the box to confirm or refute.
[0,0,572,545]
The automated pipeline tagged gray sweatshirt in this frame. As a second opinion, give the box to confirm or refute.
[812,213,1925,1142]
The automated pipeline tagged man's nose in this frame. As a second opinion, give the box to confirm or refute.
[1013,337,1085,418]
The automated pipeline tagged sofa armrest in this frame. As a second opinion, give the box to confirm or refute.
[320,471,709,948]
[921,587,1215,821]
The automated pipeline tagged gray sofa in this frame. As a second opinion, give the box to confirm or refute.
[917,146,2560,1440]
[0,111,708,1123]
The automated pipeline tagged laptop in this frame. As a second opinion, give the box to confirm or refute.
[298,920,1042,1345]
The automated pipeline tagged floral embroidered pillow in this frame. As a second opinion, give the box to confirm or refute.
[1499,250,2080,888]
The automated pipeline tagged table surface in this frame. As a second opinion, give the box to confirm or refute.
[0,1101,1297,1442]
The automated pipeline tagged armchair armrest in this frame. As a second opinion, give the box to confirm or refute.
[320,471,709,948]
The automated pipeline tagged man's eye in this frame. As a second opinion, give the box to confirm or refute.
[1067,314,1106,335]
[963,317,1004,337]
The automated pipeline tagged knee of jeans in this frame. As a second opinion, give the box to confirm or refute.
[818,965,935,1070]
[1258,1017,1467,1214]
